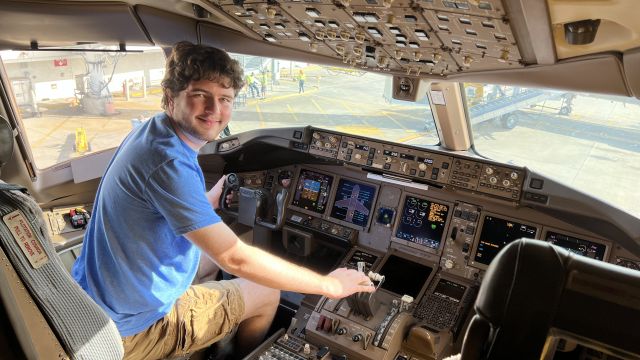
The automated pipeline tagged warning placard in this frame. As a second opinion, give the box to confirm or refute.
[3,210,49,268]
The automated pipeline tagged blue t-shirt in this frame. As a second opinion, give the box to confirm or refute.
[72,112,221,337]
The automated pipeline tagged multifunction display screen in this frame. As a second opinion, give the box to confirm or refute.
[379,255,433,298]
[546,231,607,261]
[395,195,450,250]
[433,279,466,303]
[474,216,537,266]
[329,179,377,228]
[291,169,333,214]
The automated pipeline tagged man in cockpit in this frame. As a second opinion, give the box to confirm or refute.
[71,41,375,360]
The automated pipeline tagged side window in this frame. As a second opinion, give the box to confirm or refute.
[1,47,166,169]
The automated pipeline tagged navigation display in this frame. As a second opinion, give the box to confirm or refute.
[291,169,333,214]
[473,216,538,266]
[329,178,377,228]
[394,195,450,250]
[379,255,433,298]
[546,231,607,261]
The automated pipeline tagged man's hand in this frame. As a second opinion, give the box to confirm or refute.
[323,268,375,299]
[207,175,233,210]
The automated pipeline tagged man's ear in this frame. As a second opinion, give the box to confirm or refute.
[165,91,174,114]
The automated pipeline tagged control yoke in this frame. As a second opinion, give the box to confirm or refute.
[219,173,240,217]
[219,173,288,230]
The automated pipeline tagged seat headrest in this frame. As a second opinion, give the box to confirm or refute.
[469,239,640,359]
[0,115,14,170]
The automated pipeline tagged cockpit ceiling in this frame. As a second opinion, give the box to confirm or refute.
[206,0,524,76]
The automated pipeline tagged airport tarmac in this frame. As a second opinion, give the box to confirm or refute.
[17,70,640,218]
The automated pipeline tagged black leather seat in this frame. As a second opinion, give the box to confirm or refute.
[461,238,640,359]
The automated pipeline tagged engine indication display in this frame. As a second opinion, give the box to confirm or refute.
[394,195,450,250]
[291,169,333,214]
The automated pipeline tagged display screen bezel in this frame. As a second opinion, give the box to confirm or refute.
[375,250,437,300]
[390,192,453,256]
[468,213,540,270]
[288,167,335,217]
[542,228,611,262]
[326,176,380,231]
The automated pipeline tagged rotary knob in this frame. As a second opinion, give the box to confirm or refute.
[502,179,510,187]
[354,153,362,160]
[418,163,427,171]
[444,259,455,269]
[489,176,498,184]
[510,171,519,180]
[485,167,494,175]
[315,140,322,147]
[329,136,338,143]
[385,156,392,163]
[313,132,320,139]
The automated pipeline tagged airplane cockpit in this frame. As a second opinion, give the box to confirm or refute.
[1,0,640,359]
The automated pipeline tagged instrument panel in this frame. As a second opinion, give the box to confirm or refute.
[309,130,524,201]
[211,126,639,360]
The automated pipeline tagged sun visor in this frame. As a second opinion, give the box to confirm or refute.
[0,1,151,50]
[449,53,629,97]
[135,5,198,46]
[623,47,640,99]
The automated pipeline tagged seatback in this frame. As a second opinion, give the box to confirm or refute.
[0,182,124,359]
[461,239,640,359]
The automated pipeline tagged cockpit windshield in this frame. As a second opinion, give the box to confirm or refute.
[464,83,640,219]
[0,48,439,169]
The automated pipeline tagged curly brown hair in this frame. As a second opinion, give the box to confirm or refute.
[161,41,245,109]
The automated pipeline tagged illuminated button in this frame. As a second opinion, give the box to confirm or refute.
[431,174,438,180]
[444,259,454,269]
[306,8,321,17]
[384,163,391,170]
[419,171,426,177]
[442,162,449,169]
[432,168,439,175]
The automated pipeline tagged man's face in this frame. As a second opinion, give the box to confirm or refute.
[167,79,235,143]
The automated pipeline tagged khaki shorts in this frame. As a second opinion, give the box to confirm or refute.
[122,280,245,360]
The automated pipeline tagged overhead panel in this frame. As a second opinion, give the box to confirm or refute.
[208,0,523,75]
